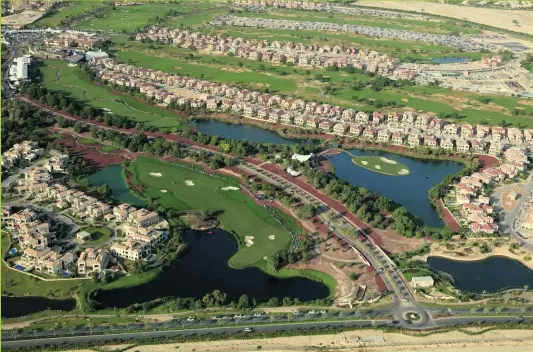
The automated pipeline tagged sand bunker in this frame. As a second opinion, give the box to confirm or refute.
[268,235,276,240]
[398,169,410,175]
[160,190,167,193]
[245,236,254,247]
[149,172,162,177]
[380,157,397,164]
[374,165,381,170]
[360,160,368,165]
[185,180,194,186]
[221,186,240,191]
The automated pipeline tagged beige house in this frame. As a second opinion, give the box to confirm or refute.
[77,248,110,276]
[377,129,391,143]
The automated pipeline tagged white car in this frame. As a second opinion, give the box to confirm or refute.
[244,327,254,332]
[186,316,195,322]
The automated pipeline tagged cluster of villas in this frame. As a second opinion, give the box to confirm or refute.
[232,0,328,11]
[4,167,169,277]
[43,32,104,51]
[1,140,43,170]
[90,58,533,157]
[454,147,530,234]
[135,27,408,78]
[213,15,493,52]
[3,207,75,277]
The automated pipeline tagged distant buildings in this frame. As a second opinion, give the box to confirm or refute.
[9,55,31,84]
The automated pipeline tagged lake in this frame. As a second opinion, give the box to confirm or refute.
[88,164,146,206]
[327,150,464,227]
[95,228,330,308]
[428,256,533,293]
[190,119,316,145]
[1,296,76,318]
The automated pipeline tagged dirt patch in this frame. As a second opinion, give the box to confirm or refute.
[52,128,128,170]
[172,65,181,70]
[375,228,429,254]
[518,100,533,106]
[220,67,252,73]
[401,98,408,102]
[502,187,523,211]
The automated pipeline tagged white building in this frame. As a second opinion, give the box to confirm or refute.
[9,55,31,82]
[411,276,435,288]
[85,50,109,62]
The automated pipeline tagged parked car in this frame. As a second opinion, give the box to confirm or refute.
[244,327,254,332]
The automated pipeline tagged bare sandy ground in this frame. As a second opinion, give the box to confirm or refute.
[357,1,533,36]
[70,328,533,352]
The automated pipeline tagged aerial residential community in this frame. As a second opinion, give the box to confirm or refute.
[2,1,533,352]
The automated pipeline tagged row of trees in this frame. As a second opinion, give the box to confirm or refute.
[21,84,135,129]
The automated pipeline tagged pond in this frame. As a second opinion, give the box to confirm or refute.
[190,119,316,145]
[1,296,76,318]
[422,57,472,64]
[428,256,533,293]
[88,164,146,206]
[327,150,464,227]
[95,228,330,308]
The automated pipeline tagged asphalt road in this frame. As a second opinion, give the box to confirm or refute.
[3,316,532,349]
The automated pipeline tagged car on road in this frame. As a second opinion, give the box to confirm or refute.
[392,320,400,324]
[253,313,263,317]
[186,316,195,322]
[244,327,254,332]
[307,310,317,315]
[404,319,412,324]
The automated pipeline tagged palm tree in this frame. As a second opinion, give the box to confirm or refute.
[470,307,478,315]
[495,306,503,315]
[523,285,529,294]
[481,290,487,299]
[483,307,490,315]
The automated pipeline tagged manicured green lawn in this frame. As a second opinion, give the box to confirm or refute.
[352,155,411,176]
[115,49,297,94]
[74,4,186,32]
[129,156,293,268]
[49,132,63,139]
[39,60,186,129]
[100,145,118,153]
[79,138,97,145]
[34,2,105,27]
[81,227,113,246]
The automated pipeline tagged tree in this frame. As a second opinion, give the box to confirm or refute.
[267,253,282,273]
[237,294,250,310]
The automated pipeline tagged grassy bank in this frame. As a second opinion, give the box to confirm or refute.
[128,156,294,268]
[38,60,186,129]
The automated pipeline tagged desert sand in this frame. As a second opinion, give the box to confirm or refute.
[73,328,533,352]
[357,1,533,36]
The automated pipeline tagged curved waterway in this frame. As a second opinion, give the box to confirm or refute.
[327,150,464,227]
[88,164,146,206]
[428,256,533,293]
[95,228,330,309]
[1,296,76,318]
[190,119,316,145]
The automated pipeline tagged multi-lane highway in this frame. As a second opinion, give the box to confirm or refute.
[3,315,531,349]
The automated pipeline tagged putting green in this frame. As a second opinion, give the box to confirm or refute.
[129,156,295,268]
[351,156,411,176]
